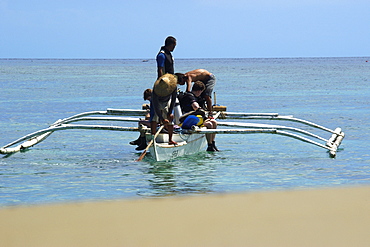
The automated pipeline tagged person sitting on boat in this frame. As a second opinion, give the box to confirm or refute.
[183,69,216,118]
[142,88,152,114]
[129,88,152,150]
[179,81,219,152]
[150,73,185,145]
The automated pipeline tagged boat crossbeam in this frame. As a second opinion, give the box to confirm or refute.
[222,111,342,133]
[0,108,149,154]
[1,108,344,158]
[0,124,139,154]
[190,127,338,157]
[217,121,329,143]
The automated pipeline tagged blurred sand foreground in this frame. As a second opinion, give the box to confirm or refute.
[0,186,369,247]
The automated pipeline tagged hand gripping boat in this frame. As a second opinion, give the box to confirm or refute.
[0,107,344,161]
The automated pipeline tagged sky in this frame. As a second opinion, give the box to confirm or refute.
[1,0,369,59]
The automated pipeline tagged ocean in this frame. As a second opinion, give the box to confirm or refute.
[1,57,369,207]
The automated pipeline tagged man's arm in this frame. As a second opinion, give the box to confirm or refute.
[186,80,191,92]
[156,53,166,79]
[157,67,164,79]
[185,74,192,92]
[191,101,201,111]
[204,95,213,117]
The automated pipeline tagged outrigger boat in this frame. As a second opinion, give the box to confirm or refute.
[0,107,344,161]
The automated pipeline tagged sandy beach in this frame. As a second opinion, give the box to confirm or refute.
[1,186,369,247]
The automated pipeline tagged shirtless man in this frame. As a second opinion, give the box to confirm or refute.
[183,69,216,117]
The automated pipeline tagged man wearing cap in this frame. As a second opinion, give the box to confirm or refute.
[150,73,182,145]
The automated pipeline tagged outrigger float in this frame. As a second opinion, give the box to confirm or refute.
[0,107,344,161]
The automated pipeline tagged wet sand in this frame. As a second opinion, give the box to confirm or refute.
[1,186,369,247]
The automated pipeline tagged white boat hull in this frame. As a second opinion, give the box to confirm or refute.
[148,132,207,162]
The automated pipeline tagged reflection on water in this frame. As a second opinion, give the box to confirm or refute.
[141,152,217,197]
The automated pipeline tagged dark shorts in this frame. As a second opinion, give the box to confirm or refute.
[149,101,171,123]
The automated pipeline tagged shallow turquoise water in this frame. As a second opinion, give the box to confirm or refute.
[1,57,369,206]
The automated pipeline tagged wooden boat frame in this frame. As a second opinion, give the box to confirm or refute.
[0,108,344,160]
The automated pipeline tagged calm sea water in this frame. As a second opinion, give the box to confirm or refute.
[1,57,369,206]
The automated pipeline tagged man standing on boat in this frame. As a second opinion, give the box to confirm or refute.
[150,73,186,145]
[183,69,216,117]
[156,36,191,92]
[156,36,176,79]
[179,81,219,152]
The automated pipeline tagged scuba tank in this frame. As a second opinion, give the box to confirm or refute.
[173,97,182,125]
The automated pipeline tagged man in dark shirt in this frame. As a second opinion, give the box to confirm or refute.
[156,36,176,78]
[183,69,216,116]
[179,81,219,151]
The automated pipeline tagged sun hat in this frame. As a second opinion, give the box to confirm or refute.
[153,74,177,97]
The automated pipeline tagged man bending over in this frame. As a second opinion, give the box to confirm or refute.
[183,69,216,117]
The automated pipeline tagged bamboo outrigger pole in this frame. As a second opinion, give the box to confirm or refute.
[136,125,165,162]
[1,108,344,158]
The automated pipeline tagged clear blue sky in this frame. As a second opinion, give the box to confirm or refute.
[1,0,369,59]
